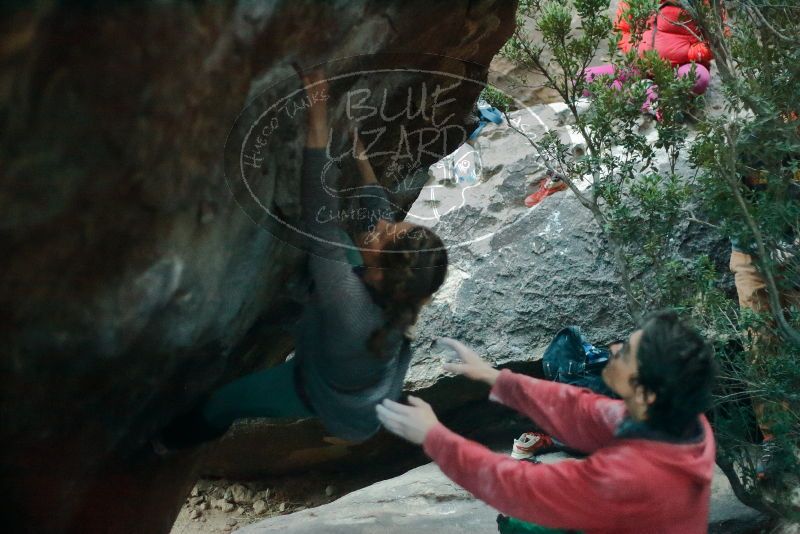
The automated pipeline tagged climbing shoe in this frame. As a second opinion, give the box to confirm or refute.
[511,432,554,460]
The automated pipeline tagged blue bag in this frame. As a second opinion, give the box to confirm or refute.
[542,326,614,397]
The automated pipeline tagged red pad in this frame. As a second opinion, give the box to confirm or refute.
[524,179,568,208]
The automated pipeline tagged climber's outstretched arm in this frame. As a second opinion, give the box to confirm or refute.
[298,68,329,149]
[353,133,379,186]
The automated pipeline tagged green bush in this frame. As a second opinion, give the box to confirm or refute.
[497,0,800,519]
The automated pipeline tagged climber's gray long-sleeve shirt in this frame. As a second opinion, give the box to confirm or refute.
[294,148,410,441]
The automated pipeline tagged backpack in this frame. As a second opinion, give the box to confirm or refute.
[542,326,615,397]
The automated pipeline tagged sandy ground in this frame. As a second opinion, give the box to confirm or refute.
[170,465,414,534]
[170,477,341,534]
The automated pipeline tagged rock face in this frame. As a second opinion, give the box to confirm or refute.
[237,457,766,533]
[406,102,636,375]
[0,1,516,532]
[238,462,500,534]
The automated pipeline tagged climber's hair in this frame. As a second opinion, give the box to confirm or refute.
[636,310,717,437]
[367,225,448,359]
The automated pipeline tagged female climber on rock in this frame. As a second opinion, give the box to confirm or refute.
[155,67,448,451]
[584,0,718,118]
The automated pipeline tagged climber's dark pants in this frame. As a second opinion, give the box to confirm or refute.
[159,358,314,449]
[202,357,314,430]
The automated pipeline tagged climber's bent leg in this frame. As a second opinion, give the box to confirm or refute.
[156,358,314,450]
[201,358,315,432]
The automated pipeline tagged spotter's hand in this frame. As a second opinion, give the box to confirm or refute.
[437,337,500,386]
[376,396,439,445]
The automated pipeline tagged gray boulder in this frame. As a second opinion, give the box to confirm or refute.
[238,455,766,533]
[407,102,636,376]
[238,462,499,534]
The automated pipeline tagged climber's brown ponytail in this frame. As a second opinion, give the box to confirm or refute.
[366,225,448,360]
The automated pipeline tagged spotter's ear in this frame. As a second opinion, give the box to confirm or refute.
[634,384,657,407]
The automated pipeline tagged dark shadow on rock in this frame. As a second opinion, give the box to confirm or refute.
[0,0,518,532]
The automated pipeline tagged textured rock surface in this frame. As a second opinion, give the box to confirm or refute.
[238,462,499,534]
[236,456,766,534]
[407,102,635,375]
[0,1,516,532]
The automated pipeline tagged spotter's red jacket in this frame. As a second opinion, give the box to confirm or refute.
[423,369,715,534]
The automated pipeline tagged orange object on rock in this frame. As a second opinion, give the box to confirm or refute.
[524,176,568,208]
